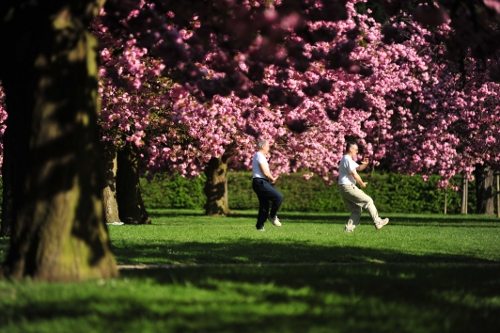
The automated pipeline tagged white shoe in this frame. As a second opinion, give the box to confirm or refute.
[107,221,124,226]
[344,222,356,233]
[269,216,282,227]
[375,218,389,230]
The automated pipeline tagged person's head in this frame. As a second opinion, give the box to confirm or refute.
[345,142,358,156]
[257,139,270,153]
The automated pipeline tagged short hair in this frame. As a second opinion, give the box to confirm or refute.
[345,142,357,152]
[257,139,268,150]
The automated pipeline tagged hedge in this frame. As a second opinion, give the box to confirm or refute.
[139,171,473,214]
[140,173,206,209]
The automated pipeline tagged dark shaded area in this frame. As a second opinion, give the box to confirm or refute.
[1,243,499,332]
[112,241,498,266]
[117,144,151,224]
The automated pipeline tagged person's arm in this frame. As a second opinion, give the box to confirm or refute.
[259,161,277,183]
[356,157,369,172]
[350,170,367,188]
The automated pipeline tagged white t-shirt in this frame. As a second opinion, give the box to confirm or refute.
[338,154,359,185]
[252,151,269,179]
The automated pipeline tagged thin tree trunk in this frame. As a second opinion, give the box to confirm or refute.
[116,144,151,224]
[204,156,230,215]
[496,172,500,219]
[461,176,468,214]
[444,191,448,215]
[0,1,118,281]
[103,145,121,224]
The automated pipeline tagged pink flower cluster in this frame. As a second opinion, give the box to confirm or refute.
[0,85,7,166]
[92,0,500,186]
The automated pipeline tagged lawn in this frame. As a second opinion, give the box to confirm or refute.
[1,210,499,333]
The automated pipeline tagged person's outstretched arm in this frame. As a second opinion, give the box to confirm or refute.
[356,158,370,172]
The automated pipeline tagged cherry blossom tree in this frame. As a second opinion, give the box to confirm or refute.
[94,0,499,216]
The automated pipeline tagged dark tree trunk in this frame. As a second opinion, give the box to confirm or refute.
[204,156,230,215]
[116,144,151,225]
[103,145,121,224]
[475,165,495,215]
[0,1,118,281]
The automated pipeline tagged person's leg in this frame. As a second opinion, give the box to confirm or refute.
[256,195,270,229]
[267,184,283,219]
[253,179,270,229]
[341,185,383,224]
[346,199,362,225]
[255,180,283,226]
[341,194,362,231]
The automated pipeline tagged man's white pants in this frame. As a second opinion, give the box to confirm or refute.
[338,184,381,226]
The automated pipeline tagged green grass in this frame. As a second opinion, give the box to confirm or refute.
[1,210,500,333]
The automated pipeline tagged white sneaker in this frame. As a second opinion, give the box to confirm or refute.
[107,221,124,226]
[269,216,282,227]
[344,222,356,233]
[375,218,389,230]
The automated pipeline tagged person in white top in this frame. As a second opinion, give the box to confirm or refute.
[252,139,283,231]
[338,142,389,232]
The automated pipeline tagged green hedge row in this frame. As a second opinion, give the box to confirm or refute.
[140,172,471,214]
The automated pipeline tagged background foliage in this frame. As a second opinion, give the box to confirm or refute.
[139,172,474,214]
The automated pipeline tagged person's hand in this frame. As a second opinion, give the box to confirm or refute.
[272,175,279,184]
[360,182,368,188]
[361,157,369,165]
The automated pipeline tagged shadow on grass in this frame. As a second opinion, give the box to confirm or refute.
[1,241,499,333]
[114,243,499,332]
[118,261,500,332]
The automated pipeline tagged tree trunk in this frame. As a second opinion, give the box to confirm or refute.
[103,145,121,224]
[204,156,230,215]
[475,165,495,215]
[496,172,500,219]
[116,144,151,224]
[461,176,468,214]
[0,1,118,281]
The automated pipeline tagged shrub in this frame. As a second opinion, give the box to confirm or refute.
[138,171,470,214]
[140,173,206,209]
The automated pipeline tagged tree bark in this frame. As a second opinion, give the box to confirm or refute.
[0,1,118,281]
[204,156,230,215]
[461,176,468,214]
[116,144,151,224]
[475,165,495,215]
[103,145,121,224]
[496,172,500,219]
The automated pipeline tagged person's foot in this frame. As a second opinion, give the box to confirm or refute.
[107,221,124,226]
[344,222,356,233]
[269,216,282,227]
[256,226,265,231]
[375,218,389,230]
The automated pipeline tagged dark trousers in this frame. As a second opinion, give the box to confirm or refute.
[252,178,283,229]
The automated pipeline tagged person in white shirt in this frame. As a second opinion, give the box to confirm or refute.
[338,142,389,232]
[252,139,283,231]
